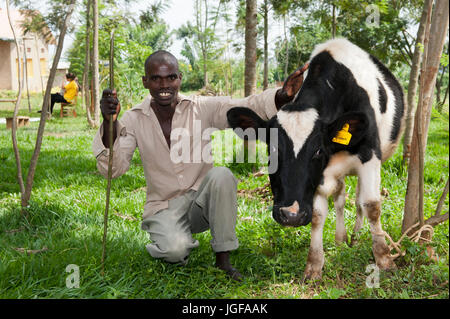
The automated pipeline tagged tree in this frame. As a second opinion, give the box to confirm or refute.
[177,0,223,90]
[83,0,96,127]
[402,0,449,236]
[435,41,449,113]
[402,0,433,165]
[10,0,77,214]
[262,0,270,90]
[92,0,100,127]
[244,0,257,97]
[7,0,25,203]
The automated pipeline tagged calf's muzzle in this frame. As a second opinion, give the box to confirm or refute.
[273,200,312,227]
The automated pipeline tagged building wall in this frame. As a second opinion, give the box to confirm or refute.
[54,69,69,89]
[0,41,12,90]
[2,35,50,92]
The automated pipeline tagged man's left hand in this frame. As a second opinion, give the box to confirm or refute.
[275,63,309,109]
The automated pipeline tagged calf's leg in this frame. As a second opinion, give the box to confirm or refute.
[357,157,396,271]
[303,194,328,281]
[350,181,364,246]
[333,178,347,245]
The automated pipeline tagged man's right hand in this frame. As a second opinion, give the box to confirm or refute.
[100,89,121,122]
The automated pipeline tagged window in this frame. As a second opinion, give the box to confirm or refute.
[26,59,33,77]
[15,59,23,78]
[16,59,34,78]
[40,58,48,76]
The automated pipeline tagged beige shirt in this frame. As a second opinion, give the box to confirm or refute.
[92,88,279,219]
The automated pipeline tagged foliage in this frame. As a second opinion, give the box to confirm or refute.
[65,1,172,109]
[272,0,425,77]
[0,98,448,298]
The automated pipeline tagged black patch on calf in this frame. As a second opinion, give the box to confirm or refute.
[296,50,382,163]
[377,78,387,114]
[369,55,404,141]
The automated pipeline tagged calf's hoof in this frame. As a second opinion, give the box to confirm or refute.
[335,234,348,246]
[349,236,358,247]
[302,264,323,282]
[377,257,397,272]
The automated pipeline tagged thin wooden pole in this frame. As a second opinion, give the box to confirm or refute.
[22,39,31,112]
[101,29,115,276]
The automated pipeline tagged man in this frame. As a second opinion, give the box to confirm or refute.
[93,50,306,281]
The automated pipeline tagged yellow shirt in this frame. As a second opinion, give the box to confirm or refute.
[63,80,78,103]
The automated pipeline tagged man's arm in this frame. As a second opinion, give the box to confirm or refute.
[92,89,136,179]
[100,89,121,148]
[204,63,309,129]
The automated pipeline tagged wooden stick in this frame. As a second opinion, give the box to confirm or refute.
[101,29,115,276]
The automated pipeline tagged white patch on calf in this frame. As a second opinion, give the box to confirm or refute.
[317,152,361,197]
[356,154,381,203]
[277,108,318,157]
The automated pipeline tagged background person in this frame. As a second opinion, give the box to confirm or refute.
[40,72,78,114]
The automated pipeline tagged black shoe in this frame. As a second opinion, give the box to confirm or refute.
[215,263,243,282]
[222,267,243,282]
[215,251,243,282]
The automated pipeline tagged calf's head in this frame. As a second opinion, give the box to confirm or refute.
[227,107,368,227]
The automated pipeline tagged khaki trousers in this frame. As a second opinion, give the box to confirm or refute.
[141,167,239,264]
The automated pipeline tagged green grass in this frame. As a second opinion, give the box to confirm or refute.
[0,95,448,299]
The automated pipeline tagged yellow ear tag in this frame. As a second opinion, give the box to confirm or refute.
[332,123,352,145]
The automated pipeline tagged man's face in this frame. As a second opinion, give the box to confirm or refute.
[142,61,182,107]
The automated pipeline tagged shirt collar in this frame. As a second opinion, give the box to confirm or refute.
[132,93,194,116]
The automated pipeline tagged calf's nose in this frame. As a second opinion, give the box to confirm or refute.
[280,201,300,220]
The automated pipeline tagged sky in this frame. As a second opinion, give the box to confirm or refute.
[2,0,285,64]
[124,0,196,58]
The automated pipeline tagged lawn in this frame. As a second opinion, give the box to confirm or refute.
[0,93,448,299]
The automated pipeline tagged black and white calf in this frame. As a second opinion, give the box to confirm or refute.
[227,38,404,280]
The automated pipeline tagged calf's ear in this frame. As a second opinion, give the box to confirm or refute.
[327,112,369,147]
[227,107,268,142]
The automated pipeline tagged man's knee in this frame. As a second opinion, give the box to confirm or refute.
[207,167,237,188]
[146,234,198,264]
[161,244,191,264]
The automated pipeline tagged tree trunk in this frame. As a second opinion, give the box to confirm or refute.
[332,3,336,38]
[21,0,77,212]
[263,0,269,90]
[438,81,449,113]
[402,0,433,165]
[435,65,447,112]
[83,0,95,127]
[195,0,208,89]
[244,0,257,97]
[23,39,31,112]
[92,0,100,127]
[34,35,45,96]
[283,14,289,79]
[402,0,449,234]
[7,0,25,198]
[435,66,444,105]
